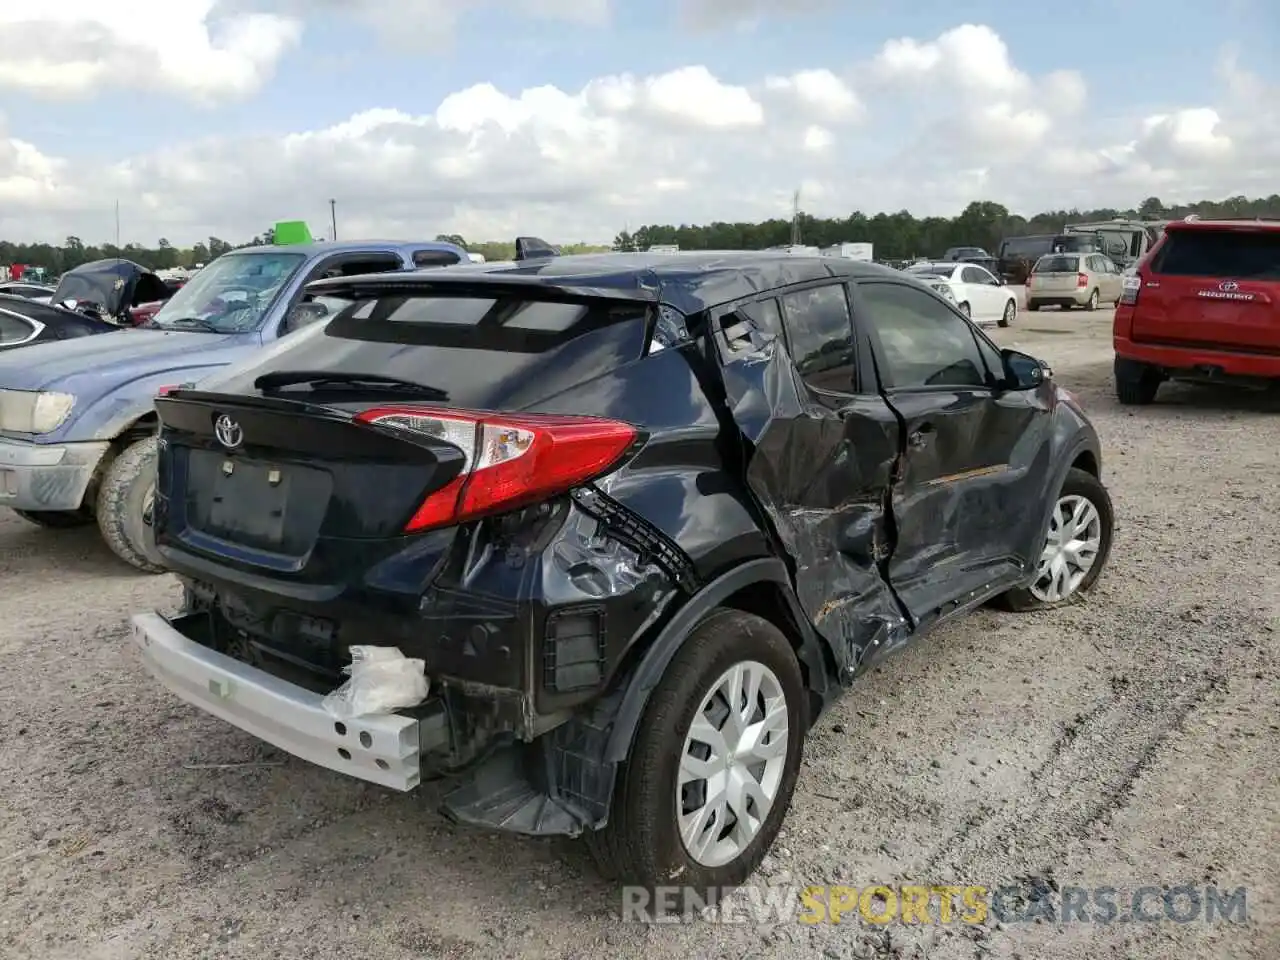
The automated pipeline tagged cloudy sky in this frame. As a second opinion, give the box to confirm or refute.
[0,0,1275,247]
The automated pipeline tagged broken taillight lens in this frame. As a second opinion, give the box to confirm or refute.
[354,406,639,533]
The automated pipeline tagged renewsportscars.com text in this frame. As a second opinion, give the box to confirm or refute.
[621,883,1248,925]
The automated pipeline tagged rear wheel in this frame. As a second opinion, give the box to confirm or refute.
[1027,300,1041,312]
[998,468,1113,612]
[1086,289,1099,311]
[1115,357,1161,405]
[96,437,166,573]
[999,298,1016,327]
[13,508,95,529]
[586,609,806,893]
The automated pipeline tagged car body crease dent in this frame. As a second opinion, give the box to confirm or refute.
[714,321,909,676]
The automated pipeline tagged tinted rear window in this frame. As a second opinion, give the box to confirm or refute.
[1036,256,1079,273]
[907,265,954,277]
[1000,237,1053,257]
[210,293,651,411]
[1151,229,1280,280]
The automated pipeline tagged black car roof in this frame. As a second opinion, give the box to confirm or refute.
[308,251,905,314]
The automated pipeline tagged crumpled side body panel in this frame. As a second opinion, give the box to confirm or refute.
[718,334,909,674]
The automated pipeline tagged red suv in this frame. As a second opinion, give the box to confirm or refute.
[1113,217,1280,404]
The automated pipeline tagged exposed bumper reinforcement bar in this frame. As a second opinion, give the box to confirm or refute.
[131,611,422,791]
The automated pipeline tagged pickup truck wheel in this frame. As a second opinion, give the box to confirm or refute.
[13,508,95,529]
[96,437,166,574]
[586,608,806,893]
[997,468,1113,612]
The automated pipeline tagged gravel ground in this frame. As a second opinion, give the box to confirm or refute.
[1,307,1277,960]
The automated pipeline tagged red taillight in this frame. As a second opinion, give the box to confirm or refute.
[1077,273,1088,288]
[354,406,639,533]
[1119,274,1142,306]
[156,384,179,396]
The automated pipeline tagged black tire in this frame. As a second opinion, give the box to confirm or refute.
[998,298,1016,328]
[586,608,807,893]
[96,437,166,573]
[13,508,95,529]
[1085,289,1099,311]
[1027,300,1041,312]
[958,302,971,319]
[1114,357,1161,405]
[997,467,1113,612]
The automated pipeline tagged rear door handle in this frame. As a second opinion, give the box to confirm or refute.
[908,423,935,448]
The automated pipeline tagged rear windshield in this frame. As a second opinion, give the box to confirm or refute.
[907,265,954,277]
[1150,229,1280,280]
[1036,256,1079,273]
[209,292,651,410]
[1000,237,1053,258]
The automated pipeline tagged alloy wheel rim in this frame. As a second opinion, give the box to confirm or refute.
[677,660,789,868]
[1031,494,1102,602]
[1004,300,1016,322]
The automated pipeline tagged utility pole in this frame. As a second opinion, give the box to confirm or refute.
[115,199,121,249]
[329,199,337,241]
[790,188,801,246]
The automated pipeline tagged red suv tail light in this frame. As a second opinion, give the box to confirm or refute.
[1076,273,1088,288]
[1119,274,1142,306]
[354,406,639,533]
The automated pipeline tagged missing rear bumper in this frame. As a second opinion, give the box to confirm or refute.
[131,610,423,790]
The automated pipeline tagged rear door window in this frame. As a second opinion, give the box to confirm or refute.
[1150,229,1280,280]
[779,283,856,393]
[412,249,462,268]
[0,312,36,344]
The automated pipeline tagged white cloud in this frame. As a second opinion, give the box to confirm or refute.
[0,23,1274,247]
[765,70,862,122]
[802,126,834,153]
[869,24,1028,97]
[0,1,301,103]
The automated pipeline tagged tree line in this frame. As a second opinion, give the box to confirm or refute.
[612,195,1280,259]
[3,194,1277,275]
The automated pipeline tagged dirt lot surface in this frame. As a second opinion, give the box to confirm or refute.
[1,307,1277,960]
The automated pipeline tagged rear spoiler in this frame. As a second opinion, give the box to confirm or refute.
[514,236,561,261]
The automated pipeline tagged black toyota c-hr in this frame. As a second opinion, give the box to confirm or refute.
[133,244,1113,891]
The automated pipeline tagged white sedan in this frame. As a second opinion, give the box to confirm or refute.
[906,261,1018,327]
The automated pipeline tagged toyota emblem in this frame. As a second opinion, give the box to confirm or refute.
[214,414,244,449]
[1219,280,1239,292]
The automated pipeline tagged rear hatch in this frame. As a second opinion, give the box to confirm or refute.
[1130,225,1280,351]
[1030,255,1082,294]
[153,287,652,584]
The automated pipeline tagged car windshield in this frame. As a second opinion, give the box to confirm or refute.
[1036,256,1080,273]
[150,252,306,333]
[908,265,954,277]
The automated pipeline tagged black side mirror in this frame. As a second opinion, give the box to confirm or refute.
[1001,349,1051,390]
[284,301,328,333]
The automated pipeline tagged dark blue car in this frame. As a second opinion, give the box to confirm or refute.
[0,237,467,570]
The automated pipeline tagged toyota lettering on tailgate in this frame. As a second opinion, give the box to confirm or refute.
[1197,279,1257,301]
